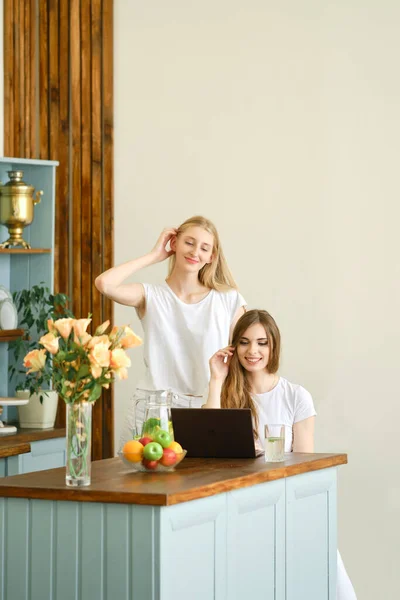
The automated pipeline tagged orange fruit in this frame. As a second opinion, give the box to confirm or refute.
[123,440,144,463]
[168,441,183,454]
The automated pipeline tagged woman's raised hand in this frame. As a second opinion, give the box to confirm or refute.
[151,228,178,263]
[209,346,235,382]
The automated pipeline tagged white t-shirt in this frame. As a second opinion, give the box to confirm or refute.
[139,282,246,397]
[253,377,316,452]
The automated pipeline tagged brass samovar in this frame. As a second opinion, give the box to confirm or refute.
[0,170,43,249]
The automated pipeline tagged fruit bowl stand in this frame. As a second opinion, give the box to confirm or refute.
[0,397,29,435]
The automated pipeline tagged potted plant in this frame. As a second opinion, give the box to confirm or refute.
[8,283,74,429]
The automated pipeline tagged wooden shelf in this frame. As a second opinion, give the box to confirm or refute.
[0,428,66,459]
[0,329,24,342]
[0,248,51,254]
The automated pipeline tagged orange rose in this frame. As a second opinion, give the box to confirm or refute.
[110,348,131,370]
[94,320,110,336]
[87,335,111,349]
[108,325,119,341]
[54,318,74,339]
[114,367,129,380]
[90,341,111,373]
[39,332,59,355]
[23,349,47,373]
[73,318,92,339]
[75,331,92,347]
[120,326,142,349]
[110,349,131,380]
[47,319,57,333]
[90,364,103,379]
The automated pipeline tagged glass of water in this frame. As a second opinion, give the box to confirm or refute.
[264,424,285,462]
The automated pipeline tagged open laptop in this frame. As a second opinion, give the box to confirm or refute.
[171,408,263,458]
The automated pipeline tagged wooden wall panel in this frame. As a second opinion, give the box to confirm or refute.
[70,0,82,319]
[3,0,114,460]
[57,0,70,297]
[102,0,114,461]
[39,0,49,159]
[29,0,37,157]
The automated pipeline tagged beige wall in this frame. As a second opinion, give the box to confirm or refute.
[113,2,400,598]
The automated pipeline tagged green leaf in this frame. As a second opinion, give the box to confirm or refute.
[76,365,90,379]
[88,383,102,403]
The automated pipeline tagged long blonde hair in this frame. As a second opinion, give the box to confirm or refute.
[221,310,281,437]
[168,215,237,290]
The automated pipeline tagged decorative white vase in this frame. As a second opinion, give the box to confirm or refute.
[16,390,58,429]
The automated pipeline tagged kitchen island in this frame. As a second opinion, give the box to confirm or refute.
[0,452,346,600]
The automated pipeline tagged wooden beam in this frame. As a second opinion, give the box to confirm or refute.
[3,0,14,156]
[39,0,49,159]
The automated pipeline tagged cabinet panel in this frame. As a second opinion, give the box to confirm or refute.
[5,438,66,477]
[159,494,227,600]
[286,467,337,600]
[3,498,30,600]
[227,479,285,600]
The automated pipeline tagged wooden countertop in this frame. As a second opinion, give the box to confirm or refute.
[0,452,347,506]
[0,428,66,459]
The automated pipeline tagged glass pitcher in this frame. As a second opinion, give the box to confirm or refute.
[134,388,176,440]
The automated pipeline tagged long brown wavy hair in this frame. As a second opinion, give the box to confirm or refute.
[221,310,281,437]
[168,215,237,291]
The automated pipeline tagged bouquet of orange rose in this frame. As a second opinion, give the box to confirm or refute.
[23,317,142,487]
[23,317,142,404]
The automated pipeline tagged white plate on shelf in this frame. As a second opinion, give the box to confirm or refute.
[0,285,12,301]
[0,298,18,330]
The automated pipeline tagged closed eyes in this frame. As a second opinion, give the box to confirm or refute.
[239,340,268,346]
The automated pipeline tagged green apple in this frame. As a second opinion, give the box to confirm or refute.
[143,441,163,461]
[153,429,172,449]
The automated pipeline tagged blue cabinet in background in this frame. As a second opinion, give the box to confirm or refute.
[0,437,66,478]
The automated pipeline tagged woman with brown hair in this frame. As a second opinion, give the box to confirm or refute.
[203,309,357,599]
[204,309,315,451]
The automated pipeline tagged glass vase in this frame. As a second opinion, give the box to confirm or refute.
[66,401,92,487]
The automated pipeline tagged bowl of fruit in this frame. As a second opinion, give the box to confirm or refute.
[119,428,186,473]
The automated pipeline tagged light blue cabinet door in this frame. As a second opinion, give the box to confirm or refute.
[0,498,161,600]
[0,459,5,477]
[286,467,337,600]
[227,479,285,600]
[159,494,227,600]
[2,437,66,477]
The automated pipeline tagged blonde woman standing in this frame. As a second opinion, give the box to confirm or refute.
[95,215,246,442]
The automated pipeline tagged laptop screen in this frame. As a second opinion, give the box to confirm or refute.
[171,408,258,458]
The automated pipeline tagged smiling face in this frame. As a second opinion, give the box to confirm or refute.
[172,226,214,272]
[236,322,271,373]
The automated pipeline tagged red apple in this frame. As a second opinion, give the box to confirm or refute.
[139,436,153,446]
[159,447,177,467]
[142,458,158,470]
